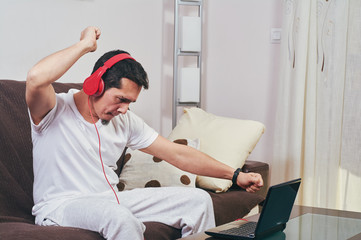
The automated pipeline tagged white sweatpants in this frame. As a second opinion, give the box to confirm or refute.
[41,187,215,240]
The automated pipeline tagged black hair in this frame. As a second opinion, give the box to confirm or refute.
[92,50,149,90]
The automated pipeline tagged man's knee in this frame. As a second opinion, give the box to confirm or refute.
[186,188,213,209]
[178,188,215,236]
[101,205,144,228]
[99,205,145,239]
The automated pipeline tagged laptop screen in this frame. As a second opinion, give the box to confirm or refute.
[255,178,301,235]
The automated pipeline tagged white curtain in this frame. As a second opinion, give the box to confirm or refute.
[272,0,361,212]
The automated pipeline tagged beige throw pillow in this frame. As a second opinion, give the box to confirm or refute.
[118,139,199,191]
[168,107,265,193]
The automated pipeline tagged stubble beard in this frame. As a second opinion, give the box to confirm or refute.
[101,119,110,125]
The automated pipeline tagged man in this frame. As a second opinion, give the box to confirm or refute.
[26,26,263,239]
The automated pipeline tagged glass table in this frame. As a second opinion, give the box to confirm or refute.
[179,205,361,240]
[282,213,361,240]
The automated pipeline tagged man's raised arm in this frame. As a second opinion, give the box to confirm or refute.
[26,26,101,124]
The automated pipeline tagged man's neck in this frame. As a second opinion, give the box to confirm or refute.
[73,91,99,123]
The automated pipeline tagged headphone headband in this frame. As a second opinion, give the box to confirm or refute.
[103,53,136,69]
[83,53,136,96]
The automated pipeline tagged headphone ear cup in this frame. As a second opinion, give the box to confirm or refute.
[83,67,105,96]
[93,79,104,97]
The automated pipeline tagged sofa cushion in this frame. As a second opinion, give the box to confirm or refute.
[0,80,37,222]
[0,80,82,222]
[168,107,265,193]
[118,139,199,191]
[209,189,264,226]
[0,222,104,240]
[143,222,181,240]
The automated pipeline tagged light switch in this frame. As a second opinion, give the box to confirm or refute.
[270,28,282,44]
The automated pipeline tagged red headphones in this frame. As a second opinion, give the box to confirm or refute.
[83,53,136,96]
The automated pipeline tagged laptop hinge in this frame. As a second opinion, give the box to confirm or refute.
[255,223,286,239]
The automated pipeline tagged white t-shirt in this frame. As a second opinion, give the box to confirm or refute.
[29,89,158,224]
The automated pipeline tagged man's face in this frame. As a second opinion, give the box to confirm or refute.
[93,78,141,122]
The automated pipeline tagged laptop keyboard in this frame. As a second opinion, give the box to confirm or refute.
[219,221,257,236]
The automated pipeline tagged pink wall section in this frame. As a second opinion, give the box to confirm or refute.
[202,0,283,163]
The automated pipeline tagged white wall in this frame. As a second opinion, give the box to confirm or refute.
[202,0,283,163]
[0,0,164,131]
[0,0,283,165]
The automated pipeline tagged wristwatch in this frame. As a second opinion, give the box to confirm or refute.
[232,168,242,185]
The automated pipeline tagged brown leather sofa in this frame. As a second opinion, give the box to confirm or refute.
[0,79,269,240]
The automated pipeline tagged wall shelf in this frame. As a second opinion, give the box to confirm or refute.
[173,0,203,128]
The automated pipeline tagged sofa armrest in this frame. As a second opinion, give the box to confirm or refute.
[240,160,269,199]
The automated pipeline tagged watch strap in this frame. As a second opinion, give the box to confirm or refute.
[232,168,242,185]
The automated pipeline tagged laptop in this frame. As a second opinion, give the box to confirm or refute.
[205,178,301,240]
